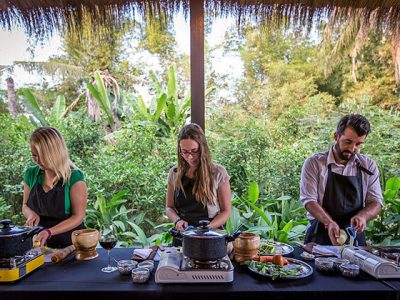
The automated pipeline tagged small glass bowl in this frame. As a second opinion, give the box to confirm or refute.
[340,263,360,278]
[138,260,154,272]
[131,267,151,283]
[117,260,138,275]
[329,258,350,271]
[315,257,335,272]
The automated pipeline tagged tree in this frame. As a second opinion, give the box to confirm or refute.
[6,77,17,116]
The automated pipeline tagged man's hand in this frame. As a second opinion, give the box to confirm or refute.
[351,214,367,234]
[327,222,340,245]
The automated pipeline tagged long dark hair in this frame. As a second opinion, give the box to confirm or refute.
[175,123,216,206]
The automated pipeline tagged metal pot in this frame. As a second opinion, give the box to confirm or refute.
[0,219,43,258]
[170,220,240,261]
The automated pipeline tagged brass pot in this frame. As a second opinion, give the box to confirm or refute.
[71,229,99,260]
[233,232,260,262]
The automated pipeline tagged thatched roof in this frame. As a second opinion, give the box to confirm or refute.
[1,1,400,38]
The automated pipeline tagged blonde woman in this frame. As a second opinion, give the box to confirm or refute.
[166,123,232,243]
[22,127,87,248]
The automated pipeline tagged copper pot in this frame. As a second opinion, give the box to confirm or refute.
[233,232,260,262]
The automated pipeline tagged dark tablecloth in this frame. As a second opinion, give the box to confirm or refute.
[0,247,399,300]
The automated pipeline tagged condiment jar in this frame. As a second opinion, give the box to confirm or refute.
[315,257,335,272]
[117,260,138,275]
[131,267,151,283]
[137,260,154,272]
[233,232,260,263]
[329,258,350,272]
[340,263,360,278]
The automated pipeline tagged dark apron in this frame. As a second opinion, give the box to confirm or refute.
[172,175,210,246]
[27,176,84,249]
[305,163,372,246]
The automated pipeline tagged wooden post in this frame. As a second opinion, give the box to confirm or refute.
[190,0,205,130]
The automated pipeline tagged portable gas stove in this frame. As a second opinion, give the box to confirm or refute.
[0,249,44,282]
[155,249,234,283]
[341,246,400,279]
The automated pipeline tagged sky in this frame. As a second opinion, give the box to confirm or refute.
[0,13,243,99]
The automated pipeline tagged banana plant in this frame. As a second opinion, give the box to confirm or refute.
[20,89,67,125]
[127,65,215,136]
[86,70,122,132]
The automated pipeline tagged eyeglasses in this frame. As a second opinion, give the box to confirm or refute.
[180,148,200,157]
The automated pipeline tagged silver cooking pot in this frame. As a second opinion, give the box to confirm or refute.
[0,219,43,258]
[170,220,240,261]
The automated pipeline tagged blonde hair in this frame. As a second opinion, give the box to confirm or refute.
[30,126,76,185]
[175,123,216,206]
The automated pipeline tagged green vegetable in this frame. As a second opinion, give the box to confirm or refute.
[247,260,303,280]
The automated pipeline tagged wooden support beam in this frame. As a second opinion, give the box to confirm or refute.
[190,0,205,130]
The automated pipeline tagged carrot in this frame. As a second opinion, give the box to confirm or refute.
[259,255,274,263]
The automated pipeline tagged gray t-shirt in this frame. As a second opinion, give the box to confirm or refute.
[300,147,383,221]
[167,164,230,218]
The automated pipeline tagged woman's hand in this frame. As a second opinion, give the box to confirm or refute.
[23,205,40,226]
[175,219,188,231]
[34,229,51,246]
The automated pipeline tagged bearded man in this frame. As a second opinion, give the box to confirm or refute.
[300,114,383,246]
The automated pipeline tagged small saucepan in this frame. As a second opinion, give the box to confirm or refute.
[0,219,43,258]
[170,220,240,261]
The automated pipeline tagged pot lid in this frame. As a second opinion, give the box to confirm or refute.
[181,220,227,238]
[0,219,30,236]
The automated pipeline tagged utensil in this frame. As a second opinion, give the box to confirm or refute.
[0,219,43,258]
[169,220,241,261]
[99,224,118,273]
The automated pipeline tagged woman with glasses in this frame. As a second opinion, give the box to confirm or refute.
[166,123,232,238]
[22,126,87,248]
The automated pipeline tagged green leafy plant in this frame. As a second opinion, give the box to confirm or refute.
[86,70,122,132]
[367,175,400,245]
[229,182,307,243]
[20,89,68,125]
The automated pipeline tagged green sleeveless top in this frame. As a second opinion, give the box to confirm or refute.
[24,165,85,216]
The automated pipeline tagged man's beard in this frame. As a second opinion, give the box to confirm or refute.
[334,143,354,161]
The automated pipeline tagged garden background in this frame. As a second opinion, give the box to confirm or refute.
[1,10,399,246]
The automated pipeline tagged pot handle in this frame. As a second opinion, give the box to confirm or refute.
[21,226,44,242]
[168,227,182,240]
[226,230,241,243]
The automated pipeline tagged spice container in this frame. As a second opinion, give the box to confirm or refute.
[315,257,335,272]
[340,263,360,278]
[131,267,151,283]
[329,258,350,271]
[117,260,138,275]
[138,260,154,272]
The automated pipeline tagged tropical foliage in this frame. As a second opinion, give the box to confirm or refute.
[0,14,399,247]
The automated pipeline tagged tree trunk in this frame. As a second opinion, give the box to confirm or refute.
[6,77,18,116]
[350,52,358,83]
[391,36,400,95]
[86,89,100,122]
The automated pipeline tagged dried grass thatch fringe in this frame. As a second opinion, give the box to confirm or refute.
[0,0,399,40]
